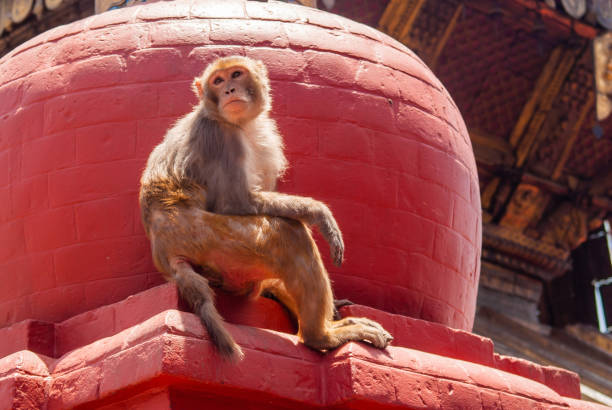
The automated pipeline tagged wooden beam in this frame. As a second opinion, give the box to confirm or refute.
[430,3,463,71]
[551,91,594,180]
[515,47,580,167]
[397,0,426,43]
[509,47,563,148]
[482,177,501,210]
[589,166,612,196]
[378,0,401,32]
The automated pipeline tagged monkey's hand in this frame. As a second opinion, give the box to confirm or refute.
[251,192,345,266]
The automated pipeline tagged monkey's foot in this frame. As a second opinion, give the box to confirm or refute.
[331,316,393,349]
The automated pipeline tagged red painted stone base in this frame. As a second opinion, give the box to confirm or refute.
[0,284,607,409]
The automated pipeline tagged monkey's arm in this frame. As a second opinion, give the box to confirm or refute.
[251,191,344,266]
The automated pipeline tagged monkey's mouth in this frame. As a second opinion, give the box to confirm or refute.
[223,98,247,110]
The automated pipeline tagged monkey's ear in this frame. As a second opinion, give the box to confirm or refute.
[255,60,268,78]
[192,77,204,99]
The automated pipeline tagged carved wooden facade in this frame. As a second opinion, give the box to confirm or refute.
[379,0,612,326]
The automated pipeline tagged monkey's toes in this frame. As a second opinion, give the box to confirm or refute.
[373,330,393,349]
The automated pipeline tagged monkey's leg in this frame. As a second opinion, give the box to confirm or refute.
[252,191,344,266]
[169,258,244,362]
[268,221,392,351]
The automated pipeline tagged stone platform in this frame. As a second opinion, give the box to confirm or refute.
[1,283,605,409]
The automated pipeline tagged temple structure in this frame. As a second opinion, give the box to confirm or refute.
[0,0,610,408]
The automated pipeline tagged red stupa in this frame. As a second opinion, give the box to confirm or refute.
[0,1,604,408]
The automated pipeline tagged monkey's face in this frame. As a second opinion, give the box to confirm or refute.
[205,65,262,125]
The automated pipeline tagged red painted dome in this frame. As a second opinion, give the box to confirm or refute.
[0,0,480,331]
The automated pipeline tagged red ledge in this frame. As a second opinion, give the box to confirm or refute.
[0,284,597,409]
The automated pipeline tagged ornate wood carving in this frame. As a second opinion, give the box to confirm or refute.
[11,0,33,24]
[378,0,425,41]
[500,184,550,231]
[515,47,582,167]
[44,0,63,11]
[539,203,589,251]
[551,91,594,180]
[594,32,612,121]
[509,47,563,148]
[483,223,571,279]
[430,3,464,70]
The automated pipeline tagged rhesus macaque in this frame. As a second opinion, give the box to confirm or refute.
[139,56,392,361]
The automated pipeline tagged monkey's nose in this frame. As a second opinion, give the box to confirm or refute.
[225,88,236,94]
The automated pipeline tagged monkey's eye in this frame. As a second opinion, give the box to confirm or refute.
[213,77,223,85]
[232,70,242,79]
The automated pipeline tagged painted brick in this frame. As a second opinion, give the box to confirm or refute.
[48,159,143,207]
[245,1,301,22]
[187,45,247,73]
[67,54,127,91]
[0,253,55,303]
[125,48,185,83]
[0,79,23,115]
[0,220,25,263]
[378,209,436,256]
[43,85,158,135]
[371,131,419,175]
[349,91,397,134]
[23,206,76,252]
[190,0,246,18]
[291,157,398,208]
[399,174,453,227]
[136,0,191,21]
[82,274,155,317]
[452,195,479,242]
[22,131,75,178]
[0,151,8,187]
[149,20,210,48]
[245,47,307,82]
[21,66,67,106]
[1,103,44,144]
[48,365,102,409]
[51,26,149,67]
[420,295,454,327]
[76,122,137,165]
[136,118,175,157]
[283,23,378,64]
[319,121,373,163]
[433,225,463,273]
[74,194,136,241]
[54,236,151,286]
[374,42,441,90]
[209,20,289,48]
[0,43,54,82]
[418,144,471,202]
[10,175,48,218]
[28,284,87,324]
[157,82,195,118]
[0,186,9,223]
[275,118,318,157]
[355,60,402,100]
[304,50,360,89]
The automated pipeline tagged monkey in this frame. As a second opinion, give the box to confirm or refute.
[139,56,392,361]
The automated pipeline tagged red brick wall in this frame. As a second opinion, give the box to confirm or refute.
[0,0,481,330]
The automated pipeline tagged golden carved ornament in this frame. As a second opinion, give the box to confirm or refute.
[44,0,63,10]
[11,0,33,23]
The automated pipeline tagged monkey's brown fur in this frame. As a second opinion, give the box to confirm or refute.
[139,56,392,361]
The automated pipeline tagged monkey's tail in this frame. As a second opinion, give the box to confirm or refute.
[173,260,244,362]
